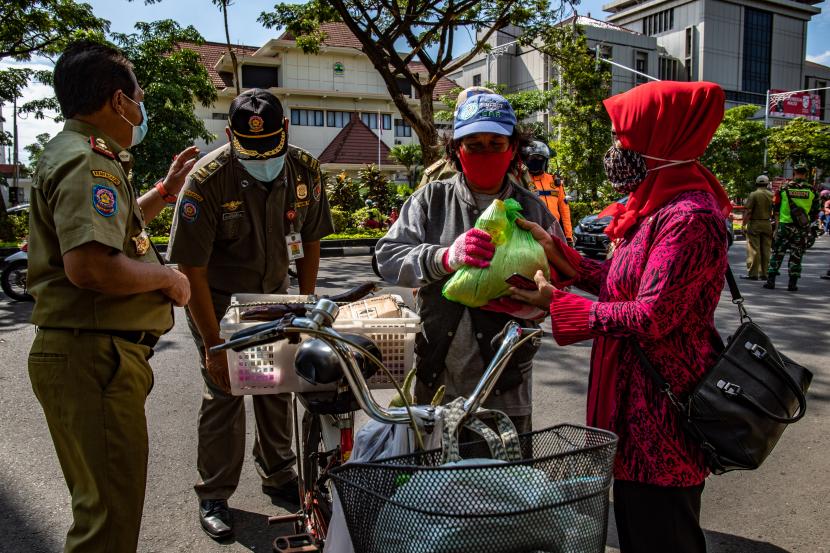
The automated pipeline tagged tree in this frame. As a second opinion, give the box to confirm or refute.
[543,24,612,201]
[24,133,51,175]
[699,105,768,199]
[326,171,363,211]
[768,118,830,176]
[259,0,571,166]
[111,21,218,188]
[388,143,422,188]
[357,164,395,213]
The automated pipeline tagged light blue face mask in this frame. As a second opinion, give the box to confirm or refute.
[239,154,286,183]
[120,95,149,147]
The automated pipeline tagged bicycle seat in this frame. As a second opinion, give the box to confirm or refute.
[295,333,380,385]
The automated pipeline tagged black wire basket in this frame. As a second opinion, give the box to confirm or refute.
[329,423,618,553]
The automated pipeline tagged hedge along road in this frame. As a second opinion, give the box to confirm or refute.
[0,245,828,552]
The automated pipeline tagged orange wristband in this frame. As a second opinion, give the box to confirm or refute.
[155,180,177,204]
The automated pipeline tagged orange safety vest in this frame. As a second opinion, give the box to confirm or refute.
[531,172,572,238]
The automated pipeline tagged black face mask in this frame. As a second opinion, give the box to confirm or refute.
[526,157,547,175]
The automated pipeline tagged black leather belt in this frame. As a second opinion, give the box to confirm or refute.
[38,327,160,349]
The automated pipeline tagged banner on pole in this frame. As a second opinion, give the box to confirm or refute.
[768,90,821,121]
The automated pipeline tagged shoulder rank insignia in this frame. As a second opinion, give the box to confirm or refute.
[132,230,150,256]
[90,136,116,160]
[424,159,444,176]
[290,147,320,173]
[91,169,120,186]
[191,151,230,184]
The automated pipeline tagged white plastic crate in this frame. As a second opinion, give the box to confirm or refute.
[219,294,420,396]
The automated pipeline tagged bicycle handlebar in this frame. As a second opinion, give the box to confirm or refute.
[212,298,542,428]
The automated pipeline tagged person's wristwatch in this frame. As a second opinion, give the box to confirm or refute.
[154,179,177,204]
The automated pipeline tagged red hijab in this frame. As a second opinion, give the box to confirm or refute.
[600,81,732,241]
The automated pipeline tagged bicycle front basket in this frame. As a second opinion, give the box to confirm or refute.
[329,423,617,553]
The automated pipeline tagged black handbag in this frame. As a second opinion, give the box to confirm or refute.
[634,266,812,475]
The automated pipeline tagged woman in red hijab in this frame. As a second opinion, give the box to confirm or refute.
[513,81,731,553]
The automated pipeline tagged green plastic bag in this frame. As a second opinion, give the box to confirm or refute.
[442,199,549,308]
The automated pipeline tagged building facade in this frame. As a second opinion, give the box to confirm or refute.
[603,0,825,116]
[184,23,456,177]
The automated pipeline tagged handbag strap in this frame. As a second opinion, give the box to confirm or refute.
[724,265,750,322]
[441,397,522,464]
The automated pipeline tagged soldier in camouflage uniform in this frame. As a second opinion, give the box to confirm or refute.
[764,164,820,291]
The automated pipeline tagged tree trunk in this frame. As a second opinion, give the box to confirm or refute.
[11,97,19,206]
[221,1,240,95]
[415,89,440,167]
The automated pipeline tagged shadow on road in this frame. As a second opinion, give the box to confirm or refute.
[217,508,295,551]
[0,297,33,329]
[0,484,61,553]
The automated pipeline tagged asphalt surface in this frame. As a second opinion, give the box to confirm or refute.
[1,240,829,553]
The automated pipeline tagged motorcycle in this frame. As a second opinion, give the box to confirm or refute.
[1,241,33,302]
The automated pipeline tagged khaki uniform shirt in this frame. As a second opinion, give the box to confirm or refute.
[28,119,172,334]
[167,144,334,294]
[744,188,773,221]
[417,158,533,190]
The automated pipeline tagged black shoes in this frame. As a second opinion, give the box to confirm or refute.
[740,275,759,280]
[762,275,776,289]
[821,271,830,280]
[787,276,798,291]
[199,499,233,540]
[263,477,301,511]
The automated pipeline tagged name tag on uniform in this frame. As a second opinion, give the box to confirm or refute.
[222,211,244,221]
[286,232,304,260]
[537,190,553,197]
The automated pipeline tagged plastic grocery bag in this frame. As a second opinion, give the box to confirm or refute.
[442,198,549,308]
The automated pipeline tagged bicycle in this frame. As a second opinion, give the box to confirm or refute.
[214,298,617,553]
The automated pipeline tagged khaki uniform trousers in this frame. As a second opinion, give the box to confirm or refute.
[187,293,296,500]
[29,329,154,553]
[745,220,773,278]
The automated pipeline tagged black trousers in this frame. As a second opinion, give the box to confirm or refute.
[613,479,707,553]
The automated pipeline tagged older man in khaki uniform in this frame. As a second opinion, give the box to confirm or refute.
[167,89,334,540]
[27,40,193,552]
[741,174,774,280]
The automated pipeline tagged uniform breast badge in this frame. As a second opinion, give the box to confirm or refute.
[132,231,150,256]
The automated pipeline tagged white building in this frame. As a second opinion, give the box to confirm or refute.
[603,0,826,116]
[183,23,457,177]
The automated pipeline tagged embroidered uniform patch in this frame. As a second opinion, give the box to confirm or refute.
[181,198,200,223]
[92,185,117,217]
[313,181,321,201]
[91,170,120,186]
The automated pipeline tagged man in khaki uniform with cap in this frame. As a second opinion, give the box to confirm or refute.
[27,40,194,552]
[167,88,334,540]
[418,86,533,189]
[741,174,774,280]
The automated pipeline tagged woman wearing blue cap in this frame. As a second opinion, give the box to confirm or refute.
[375,93,565,430]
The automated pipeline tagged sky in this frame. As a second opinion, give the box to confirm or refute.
[2,0,830,165]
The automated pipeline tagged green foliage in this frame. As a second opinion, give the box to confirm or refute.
[329,208,352,233]
[768,118,830,175]
[700,105,769,199]
[258,0,570,166]
[326,171,363,212]
[568,200,610,225]
[324,229,386,240]
[24,133,51,175]
[145,205,174,239]
[357,164,394,213]
[388,144,422,188]
[0,211,29,242]
[112,20,218,189]
[0,0,108,61]
[351,206,386,228]
[543,25,612,201]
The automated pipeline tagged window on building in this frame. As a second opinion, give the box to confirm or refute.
[472,74,482,87]
[291,109,324,127]
[643,8,674,36]
[600,45,613,60]
[741,7,772,95]
[394,118,412,137]
[326,111,352,128]
[360,112,378,129]
[635,51,648,84]
[382,114,392,130]
[658,57,681,81]
[241,65,279,89]
[211,112,227,120]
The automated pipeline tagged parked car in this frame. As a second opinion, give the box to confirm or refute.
[573,196,733,258]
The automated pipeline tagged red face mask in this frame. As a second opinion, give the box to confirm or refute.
[457,147,515,191]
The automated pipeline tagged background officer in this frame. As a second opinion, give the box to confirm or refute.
[764,164,819,291]
[27,40,193,552]
[741,174,774,280]
[167,89,334,540]
[418,86,533,190]
[521,140,574,245]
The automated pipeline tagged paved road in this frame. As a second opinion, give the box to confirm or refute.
[1,240,828,552]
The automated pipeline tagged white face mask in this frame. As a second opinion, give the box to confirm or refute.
[119,95,149,147]
[239,154,286,182]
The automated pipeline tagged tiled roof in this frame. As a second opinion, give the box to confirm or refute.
[177,41,258,89]
[318,114,396,166]
[279,22,458,100]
